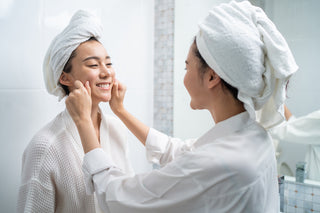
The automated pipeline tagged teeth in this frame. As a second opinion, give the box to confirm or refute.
[97,83,110,89]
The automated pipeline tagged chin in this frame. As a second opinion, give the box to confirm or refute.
[190,102,197,110]
[95,94,111,103]
[101,97,111,102]
[190,102,204,110]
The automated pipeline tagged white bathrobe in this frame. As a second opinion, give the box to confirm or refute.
[83,112,279,212]
[17,109,133,213]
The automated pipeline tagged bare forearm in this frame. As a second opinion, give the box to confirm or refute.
[284,105,292,120]
[114,108,150,146]
[75,119,100,153]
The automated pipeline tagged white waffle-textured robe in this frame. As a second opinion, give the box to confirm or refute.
[17,109,133,213]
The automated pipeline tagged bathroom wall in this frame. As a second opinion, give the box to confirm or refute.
[0,0,154,212]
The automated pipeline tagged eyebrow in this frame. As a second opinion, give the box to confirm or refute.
[82,56,111,62]
[185,60,188,64]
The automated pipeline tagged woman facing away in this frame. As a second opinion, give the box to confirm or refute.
[66,1,298,213]
[17,10,133,213]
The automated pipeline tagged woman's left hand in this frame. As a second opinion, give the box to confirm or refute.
[66,80,92,125]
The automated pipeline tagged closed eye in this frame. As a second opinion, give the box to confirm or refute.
[88,64,98,67]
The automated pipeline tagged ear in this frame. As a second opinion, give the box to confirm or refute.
[206,69,220,89]
[59,72,73,87]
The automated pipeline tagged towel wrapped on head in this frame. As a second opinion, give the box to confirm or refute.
[43,10,103,101]
[196,0,298,129]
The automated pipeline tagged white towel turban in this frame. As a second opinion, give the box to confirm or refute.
[43,10,103,100]
[196,0,298,129]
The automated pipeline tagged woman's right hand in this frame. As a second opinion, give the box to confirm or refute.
[66,80,92,125]
[66,80,101,153]
[109,79,127,115]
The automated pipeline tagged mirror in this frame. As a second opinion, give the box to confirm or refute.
[173,0,320,181]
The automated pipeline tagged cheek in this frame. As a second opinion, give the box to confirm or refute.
[183,72,191,91]
[87,73,97,81]
[109,68,116,77]
[80,70,98,84]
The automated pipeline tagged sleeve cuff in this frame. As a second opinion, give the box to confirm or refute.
[82,148,115,194]
[145,128,169,165]
[288,115,296,122]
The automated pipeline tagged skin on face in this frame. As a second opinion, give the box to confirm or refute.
[61,40,115,106]
[184,44,210,110]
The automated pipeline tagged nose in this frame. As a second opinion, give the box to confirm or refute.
[100,65,113,78]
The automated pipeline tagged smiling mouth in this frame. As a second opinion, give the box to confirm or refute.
[96,83,111,90]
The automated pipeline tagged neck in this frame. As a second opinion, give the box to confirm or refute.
[209,90,245,124]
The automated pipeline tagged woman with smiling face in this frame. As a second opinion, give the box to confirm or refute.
[59,37,115,136]
[17,11,133,213]
[66,2,299,213]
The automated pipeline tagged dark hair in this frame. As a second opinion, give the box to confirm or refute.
[192,38,239,100]
[60,37,99,95]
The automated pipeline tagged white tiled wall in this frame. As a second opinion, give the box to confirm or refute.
[0,0,154,212]
[280,177,320,212]
[154,0,174,135]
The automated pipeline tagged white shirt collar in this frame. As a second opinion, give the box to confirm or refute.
[195,111,253,148]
